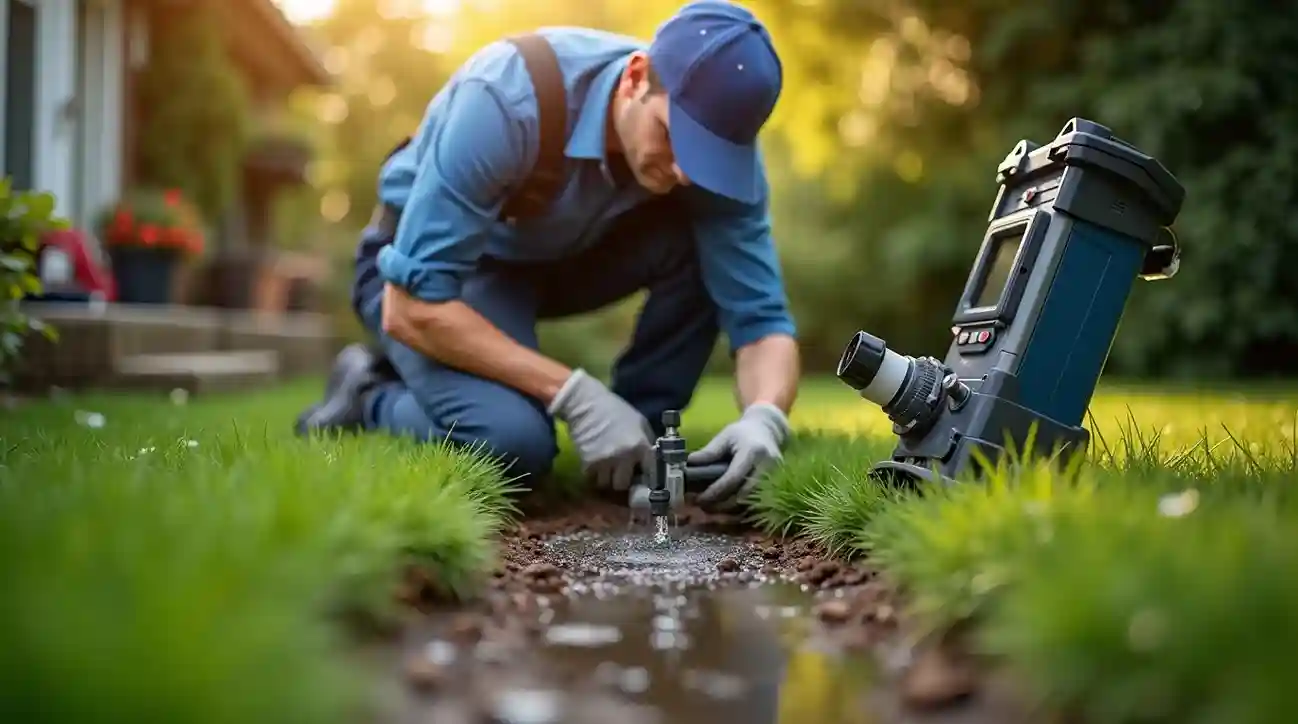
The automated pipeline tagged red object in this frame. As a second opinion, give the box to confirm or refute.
[40,228,118,301]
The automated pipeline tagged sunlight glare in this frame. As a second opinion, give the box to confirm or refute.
[276,0,462,25]
[276,0,336,24]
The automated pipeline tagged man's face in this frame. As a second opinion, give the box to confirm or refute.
[612,54,691,195]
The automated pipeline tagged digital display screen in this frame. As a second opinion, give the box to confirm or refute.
[971,229,1024,309]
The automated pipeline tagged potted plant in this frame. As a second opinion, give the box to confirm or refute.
[96,187,207,305]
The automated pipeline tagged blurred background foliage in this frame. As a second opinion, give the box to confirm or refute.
[272,0,1298,381]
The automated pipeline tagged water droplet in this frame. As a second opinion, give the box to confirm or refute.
[544,623,622,647]
[423,639,456,666]
[619,666,651,694]
[1158,489,1199,517]
[490,688,564,724]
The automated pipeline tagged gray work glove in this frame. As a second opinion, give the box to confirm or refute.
[689,403,791,512]
[548,369,655,492]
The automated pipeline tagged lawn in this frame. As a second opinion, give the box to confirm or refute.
[2,376,1297,723]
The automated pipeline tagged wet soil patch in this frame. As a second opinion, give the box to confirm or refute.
[375,496,1027,724]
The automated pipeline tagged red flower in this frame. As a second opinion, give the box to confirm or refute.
[112,210,132,230]
[139,225,159,246]
[164,189,182,207]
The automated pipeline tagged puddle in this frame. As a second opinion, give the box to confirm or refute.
[379,531,1024,724]
[543,530,771,595]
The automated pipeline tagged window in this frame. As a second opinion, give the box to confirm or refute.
[5,0,36,191]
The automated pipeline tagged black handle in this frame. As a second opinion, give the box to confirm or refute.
[633,461,732,493]
[684,462,730,490]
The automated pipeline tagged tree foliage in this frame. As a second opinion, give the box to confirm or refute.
[283,0,1298,380]
[135,1,251,225]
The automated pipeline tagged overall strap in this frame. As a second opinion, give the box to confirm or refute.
[376,33,569,225]
[498,33,568,223]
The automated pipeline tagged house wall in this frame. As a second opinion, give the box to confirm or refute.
[120,0,148,191]
[1,0,44,194]
[32,0,76,217]
[0,0,126,231]
[75,0,126,229]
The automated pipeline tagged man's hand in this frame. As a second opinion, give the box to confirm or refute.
[689,403,791,512]
[548,369,655,492]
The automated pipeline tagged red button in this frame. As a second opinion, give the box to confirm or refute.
[977,330,990,343]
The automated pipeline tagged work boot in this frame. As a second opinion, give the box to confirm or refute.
[294,343,395,437]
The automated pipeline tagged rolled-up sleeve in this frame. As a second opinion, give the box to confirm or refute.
[377,80,528,302]
[686,167,798,354]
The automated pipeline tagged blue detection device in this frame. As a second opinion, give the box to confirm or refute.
[836,117,1185,485]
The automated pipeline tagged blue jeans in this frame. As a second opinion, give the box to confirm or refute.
[352,197,721,482]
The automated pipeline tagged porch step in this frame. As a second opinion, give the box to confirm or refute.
[22,301,227,358]
[12,302,339,392]
[111,350,280,394]
[221,310,337,377]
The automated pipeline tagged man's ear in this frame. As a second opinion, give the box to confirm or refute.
[622,51,656,96]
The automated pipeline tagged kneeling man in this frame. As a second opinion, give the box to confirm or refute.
[297,1,801,512]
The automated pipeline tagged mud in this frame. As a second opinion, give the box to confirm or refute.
[374,497,1028,724]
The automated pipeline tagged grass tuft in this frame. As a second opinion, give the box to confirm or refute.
[6,377,1298,723]
[748,380,1298,723]
[0,383,516,723]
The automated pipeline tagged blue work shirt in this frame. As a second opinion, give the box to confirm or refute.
[374,27,796,352]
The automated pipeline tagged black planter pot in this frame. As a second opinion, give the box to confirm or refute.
[110,247,180,305]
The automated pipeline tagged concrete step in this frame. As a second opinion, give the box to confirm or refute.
[22,301,227,358]
[221,310,337,377]
[111,350,281,395]
[12,302,338,392]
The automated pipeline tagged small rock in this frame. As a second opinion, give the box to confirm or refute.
[762,546,781,560]
[873,604,895,625]
[404,654,446,692]
[424,639,458,666]
[716,557,740,573]
[803,560,841,586]
[841,568,870,586]
[901,646,977,709]
[814,599,852,624]
[523,562,560,580]
[490,687,564,724]
[854,581,891,606]
[795,556,817,572]
[448,614,485,644]
[527,575,565,594]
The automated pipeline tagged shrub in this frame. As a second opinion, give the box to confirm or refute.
[0,177,67,383]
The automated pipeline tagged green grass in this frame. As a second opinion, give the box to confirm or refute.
[0,382,518,723]
[748,379,1298,724]
[3,376,1298,723]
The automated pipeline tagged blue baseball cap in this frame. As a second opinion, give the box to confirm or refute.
[648,1,782,205]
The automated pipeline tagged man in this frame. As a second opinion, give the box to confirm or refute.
[297,0,801,512]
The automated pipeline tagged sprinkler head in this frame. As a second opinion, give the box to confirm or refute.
[648,488,670,517]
